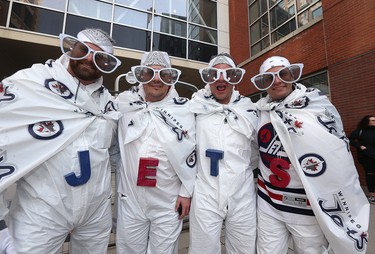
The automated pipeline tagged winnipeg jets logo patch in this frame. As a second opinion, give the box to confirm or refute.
[44,79,73,99]
[28,121,64,140]
[299,153,326,177]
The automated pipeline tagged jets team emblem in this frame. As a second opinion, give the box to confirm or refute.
[186,150,197,168]
[299,153,326,177]
[28,121,64,140]
[44,79,73,99]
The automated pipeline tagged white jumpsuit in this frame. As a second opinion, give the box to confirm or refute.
[0,56,119,254]
[116,85,197,254]
[189,88,259,254]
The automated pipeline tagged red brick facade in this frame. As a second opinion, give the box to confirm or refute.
[229,0,375,184]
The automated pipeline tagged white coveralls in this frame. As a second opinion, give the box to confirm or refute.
[188,87,259,254]
[115,85,197,254]
[0,55,119,254]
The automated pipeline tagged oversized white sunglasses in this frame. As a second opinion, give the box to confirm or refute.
[59,34,121,73]
[250,64,304,90]
[131,65,181,86]
[199,67,245,85]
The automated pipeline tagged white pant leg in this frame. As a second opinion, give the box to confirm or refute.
[147,214,182,254]
[257,209,290,254]
[116,194,149,254]
[287,222,328,254]
[225,192,256,254]
[9,191,68,254]
[189,191,224,254]
[69,197,112,254]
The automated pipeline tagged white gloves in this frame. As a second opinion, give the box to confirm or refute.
[0,227,17,254]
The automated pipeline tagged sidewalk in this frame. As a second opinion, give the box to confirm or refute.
[108,201,375,254]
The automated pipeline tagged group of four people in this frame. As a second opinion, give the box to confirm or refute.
[0,28,369,254]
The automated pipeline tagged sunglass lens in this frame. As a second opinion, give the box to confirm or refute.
[226,69,243,84]
[279,65,301,83]
[160,69,179,85]
[201,68,218,83]
[63,37,89,59]
[133,67,154,83]
[254,74,274,90]
[94,52,117,72]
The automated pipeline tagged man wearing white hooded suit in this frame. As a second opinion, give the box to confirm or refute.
[188,53,259,254]
[0,28,121,253]
[115,51,197,254]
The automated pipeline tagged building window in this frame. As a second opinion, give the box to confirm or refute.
[249,0,322,56]
[1,0,218,63]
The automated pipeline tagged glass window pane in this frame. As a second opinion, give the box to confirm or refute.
[10,3,64,35]
[68,0,112,21]
[189,0,217,28]
[296,0,319,12]
[270,1,295,29]
[249,0,268,24]
[250,15,269,44]
[297,2,322,26]
[189,24,217,44]
[113,25,151,51]
[271,19,296,43]
[65,14,111,38]
[300,72,329,95]
[14,0,66,11]
[188,41,217,62]
[114,6,151,30]
[0,0,10,26]
[251,37,270,55]
[154,0,187,20]
[115,0,153,11]
[153,33,186,58]
[153,16,186,37]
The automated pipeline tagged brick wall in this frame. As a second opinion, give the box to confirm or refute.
[230,0,375,185]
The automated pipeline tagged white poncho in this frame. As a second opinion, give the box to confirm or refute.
[257,83,369,253]
[0,56,120,194]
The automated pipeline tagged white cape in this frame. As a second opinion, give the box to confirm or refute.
[257,84,369,253]
[0,57,119,193]
[116,85,197,195]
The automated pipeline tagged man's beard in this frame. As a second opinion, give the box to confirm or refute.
[70,59,102,82]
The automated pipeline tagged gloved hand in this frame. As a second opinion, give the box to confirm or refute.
[0,227,17,254]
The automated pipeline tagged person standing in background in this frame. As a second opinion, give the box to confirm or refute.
[349,115,375,203]
[189,53,258,254]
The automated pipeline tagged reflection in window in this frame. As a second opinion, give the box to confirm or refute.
[153,16,186,37]
[271,19,296,43]
[153,33,186,58]
[10,3,64,35]
[189,24,217,44]
[68,0,112,21]
[189,0,217,28]
[113,25,151,51]
[65,15,110,38]
[14,0,66,11]
[300,71,329,96]
[154,0,187,20]
[270,1,294,29]
[114,6,151,30]
[115,0,152,11]
[188,40,217,62]
[298,2,322,26]
[249,0,322,55]
[0,0,10,26]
